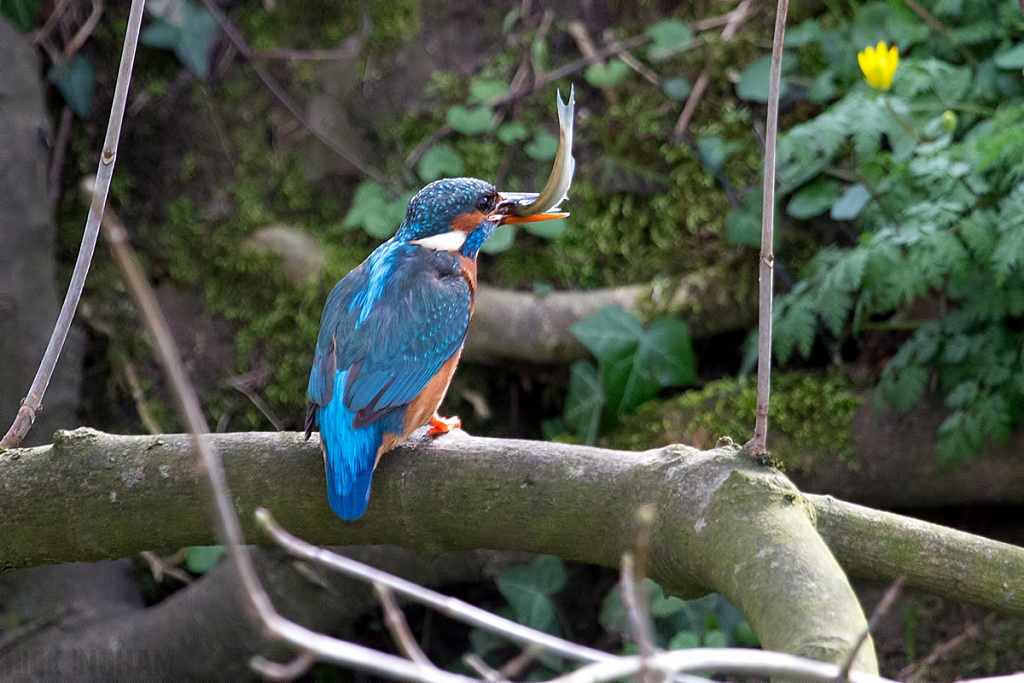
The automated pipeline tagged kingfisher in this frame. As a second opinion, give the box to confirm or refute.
[305,177,568,519]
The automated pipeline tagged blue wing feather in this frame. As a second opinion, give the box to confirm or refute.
[307,240,472,519]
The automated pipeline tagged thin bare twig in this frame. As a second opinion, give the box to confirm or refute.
[672,0,753,141]
[900,0,978,68]
[225,372,284,431]
[48,105,73,209]
[196,0,397,192]
[619,554,655,683]
[747,0,789,458]
[838,577,903,682]
[255,508,615,665]
[141,550,193,585]
[250,650,318,682]
[376,584,433,667]
[899,621,981,683]
[0,0,146,450]
[32,0,73,45]
[463,654,506,683]
[61,0,105,62]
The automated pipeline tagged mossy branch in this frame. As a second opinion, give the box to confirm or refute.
[463,268,755,363]
[2,428,876,672]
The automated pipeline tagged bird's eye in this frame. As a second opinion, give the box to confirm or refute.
[476,195,494,213]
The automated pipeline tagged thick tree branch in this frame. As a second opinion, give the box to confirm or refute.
[463,268,755,364]
[0,429,901,672]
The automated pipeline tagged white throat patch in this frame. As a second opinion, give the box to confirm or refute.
[410,231,467,252]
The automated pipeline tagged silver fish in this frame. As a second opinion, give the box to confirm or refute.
[508,86,576,217]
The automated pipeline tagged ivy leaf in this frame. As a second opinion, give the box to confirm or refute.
[784,20,821,46]
[994,43,1024,70]
[469,78,508,104]
[417,144,464,182]
[141,19,183,49]
[570,306,644,360]
[726,189,776,248]
[1,0,38,32]
[787,179,840,219]
[646,19,692,61]
[481,223,515,253]
[446,105,495,135]
[585,59,630,87]
[496,556,565,635]
[522,217,566,239]
[830,184,871,220]
[497,122,529,144]
[697,135,741,175]
[601,342,659,419]
[736,54,794,103]
[635,318,696,387]
[175,0,218,78]
[342,182,411,239]
[48,55,96,118]
[669,632,701,650]
[663,77,692,100]
[185,545,224,573]
[524,132,559,161]
[564,362,604,444]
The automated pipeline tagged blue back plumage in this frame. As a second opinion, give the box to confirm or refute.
[308,185,487,518]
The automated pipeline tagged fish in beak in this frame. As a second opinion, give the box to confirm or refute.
[490,87,576,225]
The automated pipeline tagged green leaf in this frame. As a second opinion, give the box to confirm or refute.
[481,223,516,253]
[668,632,701,650]
[808,69,837,103]
[646,19,692,61]
[784,20,821,46]
[417,144,464,182]
[599,586,628,634]
[175,0,218,78]
[726,189,776,248]
[830,184,871,220]
[496,556,565,634]
[601,342,659,419]
[523,217,566,239]
[469,78,508,104]
[649,582,685,617]
[736,54,793,103]
[1,0,38,32]
[185,545,224,573]
[524,132,559,161]
[48,55,95,118]
[635,318,696,387]
[881,364,928,412]
[703,630,729,648]
[585,59,630,87]
[734,619,759,646]
[141,19,184,49]
[497,122,529,144]
[446,105,495,135]
[995,43,1024,69]
[570,306,644,360]
[564,362,604,444]
[697,135,741,175]
[787,179,840,219]
[663,77,692,100]
[342,182,410,239]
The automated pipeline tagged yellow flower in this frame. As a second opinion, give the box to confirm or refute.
[858,42,899,90]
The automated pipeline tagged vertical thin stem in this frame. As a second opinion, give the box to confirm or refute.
[0,0,146,449]
[749,0,789,458]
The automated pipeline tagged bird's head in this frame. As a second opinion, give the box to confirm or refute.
[395,177,566,259]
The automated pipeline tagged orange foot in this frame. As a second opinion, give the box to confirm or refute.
[427,414,461,436]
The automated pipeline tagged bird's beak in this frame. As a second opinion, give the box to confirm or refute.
[490,192,568,224]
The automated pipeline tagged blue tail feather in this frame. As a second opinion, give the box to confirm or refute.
[317,369,400,520]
